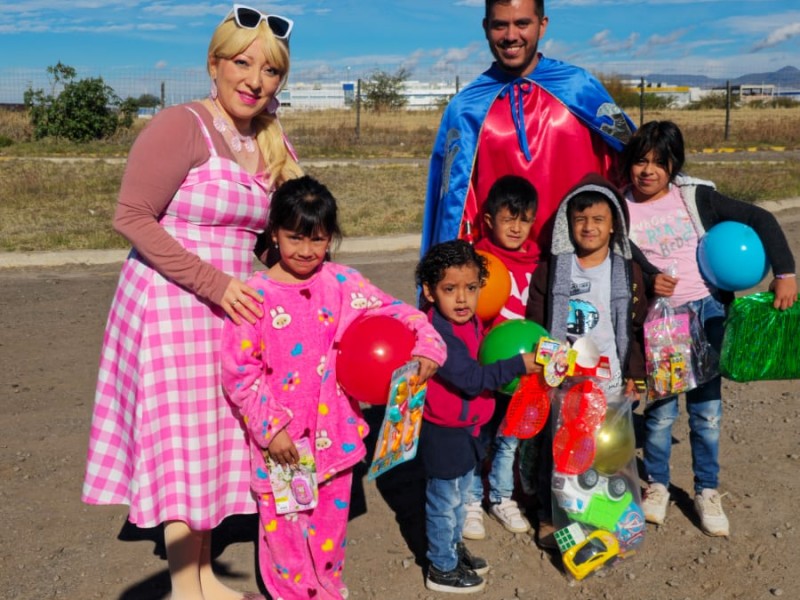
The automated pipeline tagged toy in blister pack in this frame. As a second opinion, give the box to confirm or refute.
[268,437,319,514]
[367,360,426,480]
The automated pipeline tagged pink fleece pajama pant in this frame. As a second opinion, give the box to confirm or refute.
[257,470,353,600]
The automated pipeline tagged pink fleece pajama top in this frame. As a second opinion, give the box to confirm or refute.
[220,261,447,491]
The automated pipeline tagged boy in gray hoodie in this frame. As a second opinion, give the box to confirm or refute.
[523,172,647,548]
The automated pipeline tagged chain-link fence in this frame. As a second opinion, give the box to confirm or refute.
[4,58,799,108]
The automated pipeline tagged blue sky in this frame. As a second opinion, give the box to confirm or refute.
[0,0,798,96]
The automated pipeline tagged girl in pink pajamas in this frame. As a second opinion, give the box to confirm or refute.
[221,176,447,599]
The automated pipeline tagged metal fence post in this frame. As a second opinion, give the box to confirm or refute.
[724,80,731,141]
[355,78,362,139]
[639,76,645,126]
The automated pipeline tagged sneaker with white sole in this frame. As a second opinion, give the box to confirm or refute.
[694,489,730,537]
[642,483,670,525]
[462,501,486,540]
[456,541,490,575]
[489,498,530,534]
[425,563,485,594]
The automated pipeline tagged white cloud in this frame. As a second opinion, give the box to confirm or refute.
[752,22,800,51]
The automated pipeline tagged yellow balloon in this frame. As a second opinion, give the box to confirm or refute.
[593,407,635,475]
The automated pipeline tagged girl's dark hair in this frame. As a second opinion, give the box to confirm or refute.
[415,239,489,291]
[620,120,685,184]
[266,175,343,248]
[484,174,538,219]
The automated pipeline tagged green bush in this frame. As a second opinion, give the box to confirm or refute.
[362,68,410,112]
[24,62,133,142]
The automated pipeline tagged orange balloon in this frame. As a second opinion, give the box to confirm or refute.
[475,250,511,321]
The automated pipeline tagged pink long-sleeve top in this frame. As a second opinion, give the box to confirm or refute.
[113,102,268,306]
[220,262,447,492]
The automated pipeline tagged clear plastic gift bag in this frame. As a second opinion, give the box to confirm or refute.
[643,296,719,402]
[549,380,645,581]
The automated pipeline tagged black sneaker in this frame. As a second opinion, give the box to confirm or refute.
[426,564,485,594]
[456,541,490,575]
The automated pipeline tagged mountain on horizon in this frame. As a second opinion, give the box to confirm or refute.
[632,65,800,89]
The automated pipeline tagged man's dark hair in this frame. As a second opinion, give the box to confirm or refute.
[485,0,544,19]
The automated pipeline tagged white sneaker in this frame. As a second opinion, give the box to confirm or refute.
[489,498,530,534]
[462,501,486,540]
[642,483,670,525]
[694,489,730,537]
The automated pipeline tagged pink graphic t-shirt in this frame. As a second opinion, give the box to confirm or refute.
[625,185,711,305]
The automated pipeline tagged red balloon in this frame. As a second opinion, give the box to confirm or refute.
[337,315,416,405]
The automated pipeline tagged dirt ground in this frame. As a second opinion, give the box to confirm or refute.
[2,211,800,600]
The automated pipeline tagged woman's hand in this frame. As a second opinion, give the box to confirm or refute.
[770,276,797,310]
[414,356,439,385]
[223,278,264,325]
[266,430,298,467]
[653,273,677,297]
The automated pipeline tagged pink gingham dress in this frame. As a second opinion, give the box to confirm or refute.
[82,107,269,529]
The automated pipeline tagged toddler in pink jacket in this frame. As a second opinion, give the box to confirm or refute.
[221,176,446,600]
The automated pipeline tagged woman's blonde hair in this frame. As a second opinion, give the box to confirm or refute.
[207,16,303,187]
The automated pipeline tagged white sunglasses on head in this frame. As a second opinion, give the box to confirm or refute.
[227,4,293,39]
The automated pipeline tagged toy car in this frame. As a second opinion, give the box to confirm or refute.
[562,529,620,580]
[552,468,632,531]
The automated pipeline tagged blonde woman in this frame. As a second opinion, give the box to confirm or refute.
[83,6,301,599]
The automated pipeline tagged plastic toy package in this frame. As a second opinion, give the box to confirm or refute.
[643,297,718,404]
[367,360,426,480]
[267,437,319,514]
[549,379,645,581]
[720,291,800,382]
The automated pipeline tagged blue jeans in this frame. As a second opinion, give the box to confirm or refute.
[467,432,519,504]
[643,294,725,494]
[467,392,519,505]
[426,470,474,571]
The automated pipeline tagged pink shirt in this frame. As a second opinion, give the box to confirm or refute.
[625,185,711,305]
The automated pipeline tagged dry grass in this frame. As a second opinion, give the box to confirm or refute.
[304,163,428,237]
[1,106,799,252]
[0,159,123,251]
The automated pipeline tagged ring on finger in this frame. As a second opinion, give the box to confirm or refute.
[231,299,240,307]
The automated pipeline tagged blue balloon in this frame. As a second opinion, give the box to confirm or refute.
[697,222,769,291]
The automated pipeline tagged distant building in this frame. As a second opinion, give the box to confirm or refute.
[622,79,702,107]
[278,81,457,111]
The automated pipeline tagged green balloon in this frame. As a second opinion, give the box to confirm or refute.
[479,319,549,394]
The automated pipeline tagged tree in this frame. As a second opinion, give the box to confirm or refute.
[23,61,132,142]
[134,93,162,108]
[361,68,410,112]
